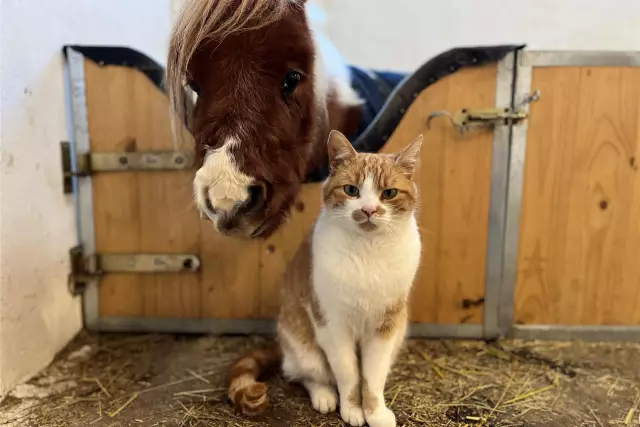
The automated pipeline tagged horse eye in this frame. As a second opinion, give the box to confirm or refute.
[343,185,360,197]
[381,189,398,200]
[282,70,301,98]
[187,80,200,94]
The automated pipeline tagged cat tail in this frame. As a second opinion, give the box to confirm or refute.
[227,343,282,416]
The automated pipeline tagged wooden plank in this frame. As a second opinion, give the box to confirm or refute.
[514,67,640,325]
[258,184,322,318]
[257,66,497,325]
[86,61,201,318]
[88,60,497,325]
[376,65,497,324]
[199,219,262,319]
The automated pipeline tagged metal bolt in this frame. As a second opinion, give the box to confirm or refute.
[175,156,184,165]
[119,156,128,165]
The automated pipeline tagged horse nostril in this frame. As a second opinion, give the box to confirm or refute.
[245,184,266,212]
[204,194,216,215]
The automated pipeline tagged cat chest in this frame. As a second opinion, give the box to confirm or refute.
[312,248,416,308]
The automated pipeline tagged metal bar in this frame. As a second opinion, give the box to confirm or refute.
[483,52,516,340]
[409,324,483,339]
[499,50,640,341]
[96,317,278,335]
[522,50,640,68]
[65,47,99,330]
[498,52,533,337]
[93,317,483,339]
[94,253,200,273]
[509,325,640,342]
[84,151,194,172]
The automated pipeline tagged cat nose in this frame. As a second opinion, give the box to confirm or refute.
[361,206,378,217]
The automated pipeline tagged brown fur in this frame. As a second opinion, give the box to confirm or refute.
[323,132,419,217]
[228,237,328,416]
[362,378,378,415]
[376,300,407,338]
[277,238,324,351]
[348,380,362,406]
[309,291,327,326]
[227,344,281,415]
[168,0,364,238]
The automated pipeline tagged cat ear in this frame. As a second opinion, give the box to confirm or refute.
[327,130,357,168]
[395,134,423,175]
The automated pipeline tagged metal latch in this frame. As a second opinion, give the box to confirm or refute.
[68,245,200,296]
[60,141,195,194]
[427,90,541,134]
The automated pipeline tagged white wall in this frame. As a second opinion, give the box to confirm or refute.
[0,0,174,394]
[314,0,640,72]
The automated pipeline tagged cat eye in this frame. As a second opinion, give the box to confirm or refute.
[282,70,302,98]
[343,184,360,197]
[381,188,398,200]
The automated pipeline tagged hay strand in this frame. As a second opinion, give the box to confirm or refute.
[107,393,139,418]
[3,333,639,427]
[186,369,211,385]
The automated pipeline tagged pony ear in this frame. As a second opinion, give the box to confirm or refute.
[395,134,423,175]
[327,130,357,167]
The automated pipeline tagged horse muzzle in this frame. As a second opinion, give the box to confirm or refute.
[200,182,267,238]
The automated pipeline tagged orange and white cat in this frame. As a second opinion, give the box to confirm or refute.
[227,130,423,427]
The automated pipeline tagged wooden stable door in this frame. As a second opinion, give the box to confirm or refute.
[67,46,504,337]
[515,67,640,325]
[514,65,640,328]
[388,65,497,326]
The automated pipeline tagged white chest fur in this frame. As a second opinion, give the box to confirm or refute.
[311,212,422,334]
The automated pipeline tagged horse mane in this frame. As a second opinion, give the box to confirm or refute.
[167,0,304,143]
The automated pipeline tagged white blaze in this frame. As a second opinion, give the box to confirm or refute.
[193,137,254,218]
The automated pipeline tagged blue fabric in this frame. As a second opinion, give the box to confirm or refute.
[348,66,407,141]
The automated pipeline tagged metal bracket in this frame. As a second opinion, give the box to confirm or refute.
[60,141,195,194]
[427,89,541,134]
[68,245,200,296]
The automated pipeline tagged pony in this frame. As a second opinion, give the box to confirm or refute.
[167,0,404,238]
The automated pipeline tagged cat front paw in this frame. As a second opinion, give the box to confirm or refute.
[309,385,338,414]
[366,406,396,427]
[340,404,365,426]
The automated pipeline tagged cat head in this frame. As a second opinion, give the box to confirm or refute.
[322,130,423,234]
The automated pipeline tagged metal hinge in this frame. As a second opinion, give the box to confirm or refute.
[68,245,200,296]
[60,141,195,194]
[427,90,541,134]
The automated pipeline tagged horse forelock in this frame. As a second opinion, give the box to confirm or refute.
[167,0,305,144]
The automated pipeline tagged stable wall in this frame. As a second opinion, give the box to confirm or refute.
[0,0,174,395]
[3,0,640,396]
[314,0,640,72]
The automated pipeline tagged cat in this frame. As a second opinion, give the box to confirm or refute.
[226,130,423,427]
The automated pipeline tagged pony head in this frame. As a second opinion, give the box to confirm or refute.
[167,0,362,238]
